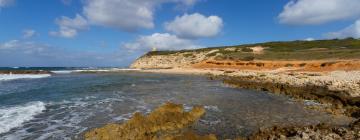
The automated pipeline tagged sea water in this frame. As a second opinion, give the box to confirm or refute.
[0,71,352,139]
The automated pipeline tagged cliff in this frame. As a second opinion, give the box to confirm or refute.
[130,38,360,70]
[130,50,217,69]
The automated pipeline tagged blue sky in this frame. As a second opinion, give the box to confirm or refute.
[1,0,360,67]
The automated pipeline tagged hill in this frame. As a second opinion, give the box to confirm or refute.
[131,38,360,70]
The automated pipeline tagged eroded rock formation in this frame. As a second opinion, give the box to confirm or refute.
[130,51,211,69]
[84,102,216,140]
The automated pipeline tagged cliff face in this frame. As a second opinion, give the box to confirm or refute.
[130,51,214,69]
[129,39,360,69]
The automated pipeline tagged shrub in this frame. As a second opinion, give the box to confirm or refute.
[242,47,253,52]
[240,56,255,61]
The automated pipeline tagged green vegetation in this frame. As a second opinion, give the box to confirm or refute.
[241,47,253,52]
[145,38,360,60]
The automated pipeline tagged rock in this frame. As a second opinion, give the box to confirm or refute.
[130,51,209,69]
[248,120,360,140]
[84,102,216,140]
[0,70,52,74]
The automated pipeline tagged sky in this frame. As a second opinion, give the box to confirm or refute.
[1,0,360,67]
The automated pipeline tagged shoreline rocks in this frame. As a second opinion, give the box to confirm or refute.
[84,102,216,140]
[0,70,52,75]
[246,120,360,140]
[84,68,360,139]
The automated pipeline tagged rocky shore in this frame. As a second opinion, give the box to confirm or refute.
[218,71,360,116]
[247,120,360,139]
[84,103,216,140]
[106,68,359,139]
[0,70,52,74]
[118,39,360,139]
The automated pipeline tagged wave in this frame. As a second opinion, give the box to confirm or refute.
[51,68,141,74]
[0,74,51,81]
[0,101,46,134]
[51,70,74,74]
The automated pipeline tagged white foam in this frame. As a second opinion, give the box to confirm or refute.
[0,74,51,81]
[204,105,221,112]
[73,70,111,72]
[0,101,46,134]
[51,70,74,74]
[116,68,141,71]
[73,68,141,73]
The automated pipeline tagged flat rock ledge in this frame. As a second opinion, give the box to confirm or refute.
[210,71,360,118]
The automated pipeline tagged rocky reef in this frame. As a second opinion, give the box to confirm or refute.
[84,102,216,140]
[247,120,360,140]
[219,72,360,117]
[0,70,52,74]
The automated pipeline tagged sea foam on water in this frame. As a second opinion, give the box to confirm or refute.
[0,101,46,134]
[0,74,51,81]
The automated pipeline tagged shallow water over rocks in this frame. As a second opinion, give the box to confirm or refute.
[0,72,352,139]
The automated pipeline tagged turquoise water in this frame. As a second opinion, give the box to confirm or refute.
[0,72,352,139]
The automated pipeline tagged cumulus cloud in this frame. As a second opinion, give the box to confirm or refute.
[50,14,88,38]
[325,19,360,39]
[123,33,200,51]
[51,0,202,37]
[82,0,202,32]
[278,0,360,25]
[165,13,223,39]
[83,0,155,31]
[22,29,36,38]
[0,0,14,7]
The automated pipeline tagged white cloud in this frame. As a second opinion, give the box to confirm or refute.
[123,33,200,51]
[278,0,360,25]
[51,0,202,37]
[0,40,47,54]
[325,19,360,39]
[180,0,199,6]
[304,38,315,41]
[165,13,223,39]
[83,0,156,31]
[0,40,20,49]
[23,29,36,38]
[50,14,88,38]
[82,0,201,31]
[0,0,14,7]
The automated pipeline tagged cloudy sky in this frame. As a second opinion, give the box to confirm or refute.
[1,0,360,67]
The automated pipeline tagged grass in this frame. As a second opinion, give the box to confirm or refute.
[145,38,360,60]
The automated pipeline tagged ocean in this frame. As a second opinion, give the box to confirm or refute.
[0,68,352,139]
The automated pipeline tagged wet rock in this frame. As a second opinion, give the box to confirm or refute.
[84,102,216,140]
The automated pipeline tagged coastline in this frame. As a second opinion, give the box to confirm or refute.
[136,68,360,114]
[129,68,360,139]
